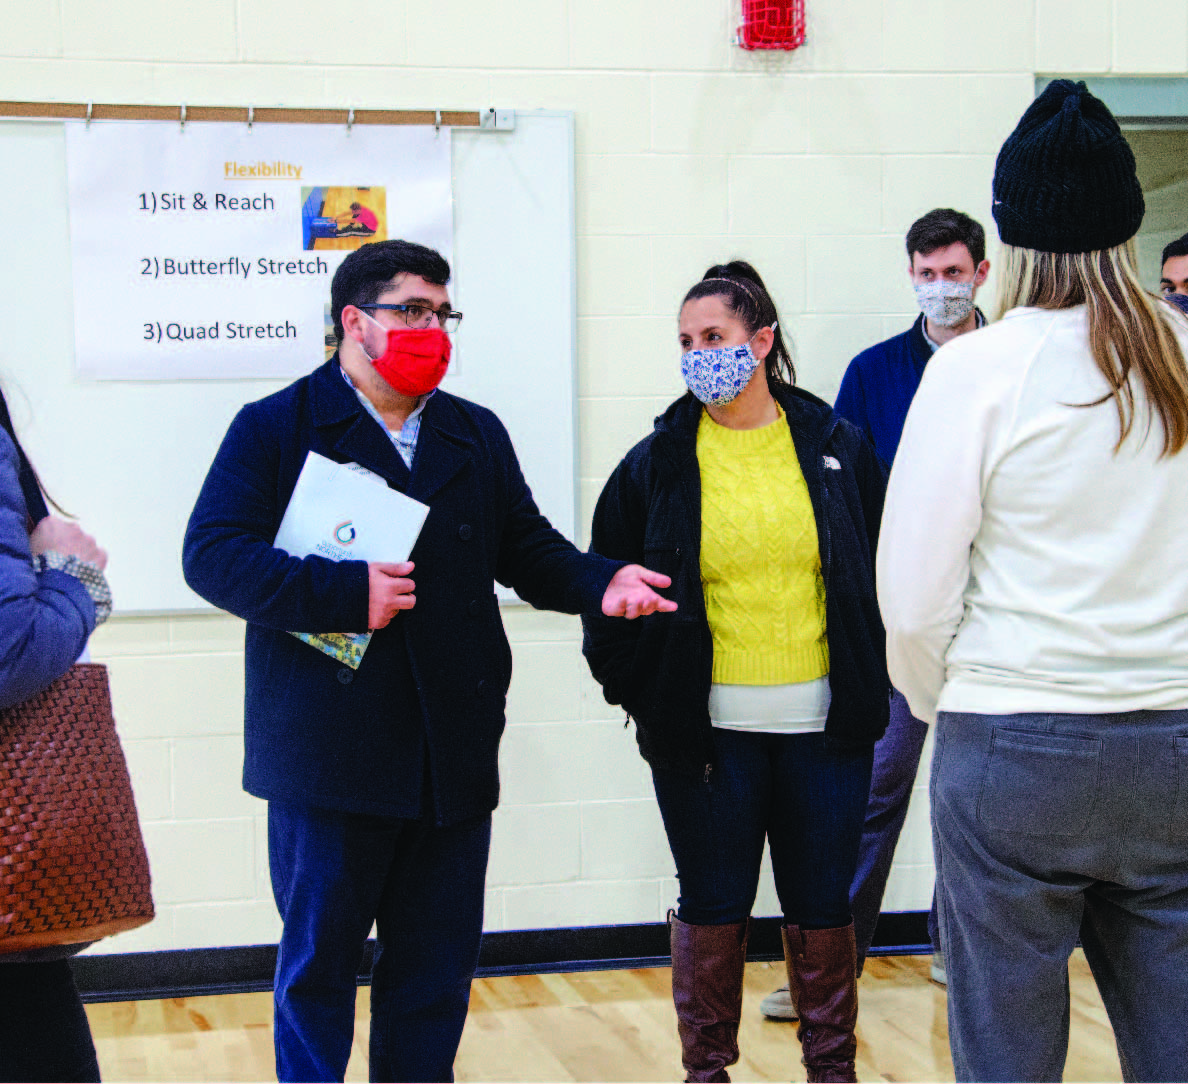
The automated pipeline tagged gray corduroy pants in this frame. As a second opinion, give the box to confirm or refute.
[931,707,1188,1083]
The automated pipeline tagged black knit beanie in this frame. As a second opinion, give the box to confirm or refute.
[992,79,1144,254]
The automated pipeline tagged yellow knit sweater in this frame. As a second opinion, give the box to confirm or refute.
[697,406,829,685]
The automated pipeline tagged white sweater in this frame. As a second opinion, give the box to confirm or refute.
[878,304,1188,725]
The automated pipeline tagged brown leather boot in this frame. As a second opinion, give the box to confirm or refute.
[669,911,750,1083]
[782,923,859,1083]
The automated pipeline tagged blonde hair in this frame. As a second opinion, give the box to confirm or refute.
[995,242,1188,456]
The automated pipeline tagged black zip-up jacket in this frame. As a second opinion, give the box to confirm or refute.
[582,384,891,778]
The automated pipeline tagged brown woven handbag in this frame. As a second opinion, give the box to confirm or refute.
[0,662,154,952]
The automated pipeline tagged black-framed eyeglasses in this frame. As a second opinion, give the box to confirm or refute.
[359,303,463,333]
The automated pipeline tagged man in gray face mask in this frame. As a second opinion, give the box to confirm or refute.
[833,208,990,467]
[760,207,989,1021]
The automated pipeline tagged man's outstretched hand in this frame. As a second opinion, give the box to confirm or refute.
[601,564,679,620]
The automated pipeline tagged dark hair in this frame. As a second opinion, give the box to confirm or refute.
[905,208,986,267]
[0,385,60,520]
[330,239,450,343]
[681,261,795,390]
[1162,232,1188,267]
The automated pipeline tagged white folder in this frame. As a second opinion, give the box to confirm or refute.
[274,451,429,565]
[273,451,430,669]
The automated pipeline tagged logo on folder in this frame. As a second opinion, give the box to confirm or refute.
[334,521,357,545]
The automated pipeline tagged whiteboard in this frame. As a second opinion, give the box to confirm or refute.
[0,111,576,612]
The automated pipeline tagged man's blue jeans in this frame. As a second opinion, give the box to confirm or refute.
[651,728,873,928]
[268,801,491,1083]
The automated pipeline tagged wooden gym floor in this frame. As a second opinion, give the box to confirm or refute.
[85,951,1123,1082]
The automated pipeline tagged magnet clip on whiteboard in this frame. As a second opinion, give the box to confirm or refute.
[247,106,254,132]
[479,108,516,132]
[179,103,186,133]
[85,102,93,129]
[347,108,355,135]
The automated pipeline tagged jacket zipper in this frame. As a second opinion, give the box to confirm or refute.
[819,419,838,585]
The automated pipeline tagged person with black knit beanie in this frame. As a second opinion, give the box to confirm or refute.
[878,78,1188,1081]
[991,79,1145,254]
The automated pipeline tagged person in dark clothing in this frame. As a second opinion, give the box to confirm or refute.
[759,210,991,1021]
[1161,231,1188,298]
[834,208,990,467]
[183,239,674,1083]
[582,262,889,1084]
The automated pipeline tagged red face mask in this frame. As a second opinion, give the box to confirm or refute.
[361,312,452,397]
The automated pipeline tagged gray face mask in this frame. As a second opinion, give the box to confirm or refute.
[914,280,976,328]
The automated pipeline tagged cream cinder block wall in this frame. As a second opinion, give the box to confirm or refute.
[1,0,1181,954]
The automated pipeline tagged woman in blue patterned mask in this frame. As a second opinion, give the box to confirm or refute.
[582,261,890,1084]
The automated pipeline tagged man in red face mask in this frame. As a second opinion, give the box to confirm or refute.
[184,240,675,1083]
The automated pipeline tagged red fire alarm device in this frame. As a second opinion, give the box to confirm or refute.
[737,0,805,50]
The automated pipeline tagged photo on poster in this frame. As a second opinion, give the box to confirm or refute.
[302,186,387,250]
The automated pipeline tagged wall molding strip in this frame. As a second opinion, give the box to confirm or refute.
[72,912,930,1003]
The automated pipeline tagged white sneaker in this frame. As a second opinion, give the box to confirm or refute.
[759,983,799,1020]
[930,951,947,986]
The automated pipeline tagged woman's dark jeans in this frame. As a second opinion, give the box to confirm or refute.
[652,728,873,928]
[0,958,100,1082]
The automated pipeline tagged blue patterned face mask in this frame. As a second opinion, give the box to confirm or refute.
[680,328,771,406]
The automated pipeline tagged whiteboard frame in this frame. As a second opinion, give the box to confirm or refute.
[0,109,579,615]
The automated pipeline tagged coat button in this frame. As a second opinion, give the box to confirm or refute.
[468,599,480,617]
[337,668,353,685]
[458,524,473,541]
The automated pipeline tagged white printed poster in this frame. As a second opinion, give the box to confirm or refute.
[65,121,452,380]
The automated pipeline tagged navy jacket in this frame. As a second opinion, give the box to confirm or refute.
[834,311,986,466]
[0,429,94,711]
[581,386,890,779]
[183,358,620,824]
[833,314,931,467]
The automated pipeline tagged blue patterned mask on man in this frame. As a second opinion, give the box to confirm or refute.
[680,326,773,406]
